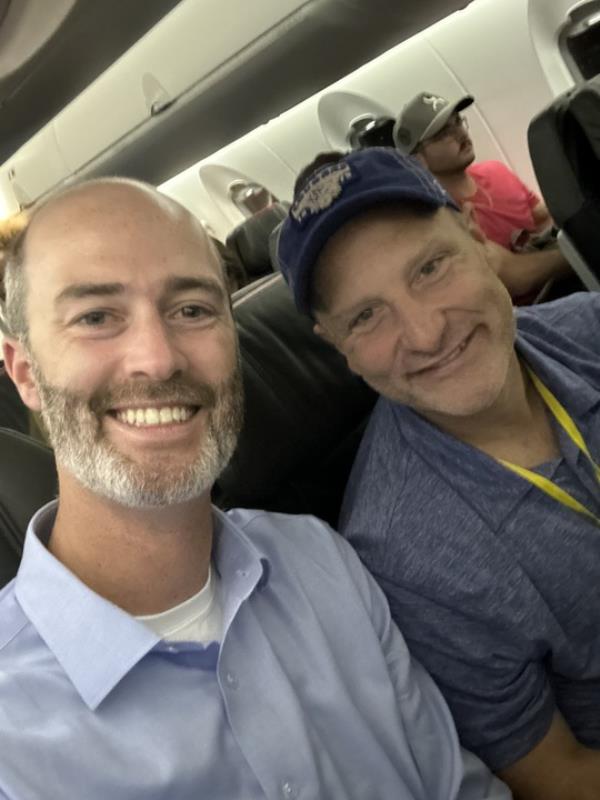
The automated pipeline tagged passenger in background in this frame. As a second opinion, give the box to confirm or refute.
[278,147,600,800]
[0,177,508,800]
[393,91,573,302]
[211,236,247,293]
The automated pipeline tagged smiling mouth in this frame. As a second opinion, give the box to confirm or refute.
[410,332,474,376]
[108,404,200,428]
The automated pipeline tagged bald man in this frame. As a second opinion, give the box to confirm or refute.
[0,179,508,800]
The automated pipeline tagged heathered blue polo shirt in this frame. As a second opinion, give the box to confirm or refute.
[340,292,600,772]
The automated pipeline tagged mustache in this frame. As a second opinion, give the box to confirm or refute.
[88,376,218,414]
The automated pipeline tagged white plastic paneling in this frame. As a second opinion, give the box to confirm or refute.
[0,125,68,209]
[161,135,295,241]
[317,91,393,151]
[0,173,21,219]
[56,0,308,175]
[160,164,230,239]
[63,0,309,175]
[529,0,581,93]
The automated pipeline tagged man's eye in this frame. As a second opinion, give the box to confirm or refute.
[349,307,374,332]
[420,260,439,277]
[76,310,109,326]
[174,304,214,320]
[418,256,447,279]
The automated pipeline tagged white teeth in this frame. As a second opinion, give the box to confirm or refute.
[145,408,160,425]
[159,408,173,424]
[114,406,194,427]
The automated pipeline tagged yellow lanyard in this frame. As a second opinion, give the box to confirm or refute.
[499,366,600,525]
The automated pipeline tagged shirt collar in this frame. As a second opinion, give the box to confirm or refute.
[515,328,599,419]
[15,501,270,710]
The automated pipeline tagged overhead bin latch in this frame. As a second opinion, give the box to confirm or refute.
[142,74,176,117]
[7,169,32,210]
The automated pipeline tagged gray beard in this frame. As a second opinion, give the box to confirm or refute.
[30,359,244,509]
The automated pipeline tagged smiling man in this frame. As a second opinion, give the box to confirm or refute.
[392,92,571,301]
[0,178,509,800]
[277,148,600,800]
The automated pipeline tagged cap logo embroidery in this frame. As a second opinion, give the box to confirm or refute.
[422,94,447,112]
[291,163,353,223]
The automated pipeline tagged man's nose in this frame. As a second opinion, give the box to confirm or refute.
[397,300,445,354]
[122,314,187,382]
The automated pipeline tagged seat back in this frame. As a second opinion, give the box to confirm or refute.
[528,75,600,289]
[225,203,289,281]
[0,368,30,434]
[0,274,376,587]
[214,273,376,525]
[0,428,57,587]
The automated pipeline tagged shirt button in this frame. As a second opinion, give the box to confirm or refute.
[281,781,296,798]
[225,671,239,689]
[235,569,248,578]
[167,645,177,653]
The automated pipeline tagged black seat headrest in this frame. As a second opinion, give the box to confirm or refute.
[226,203,289,279]
[0,368,30,434]
[214,273,376,525]
[528,75,600,271]
[0,427,57,587]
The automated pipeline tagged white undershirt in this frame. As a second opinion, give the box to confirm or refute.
[136,566,222,644]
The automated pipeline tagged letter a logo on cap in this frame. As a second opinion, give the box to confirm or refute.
[422,94,447,112]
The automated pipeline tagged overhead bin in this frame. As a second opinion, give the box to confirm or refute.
[0,0,183,165]
[0,0,473,211]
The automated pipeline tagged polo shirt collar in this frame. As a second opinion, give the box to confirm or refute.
[516,332,599,419]
[15,501,270,711]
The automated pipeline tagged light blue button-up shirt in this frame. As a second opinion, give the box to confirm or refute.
[0,501,509,800]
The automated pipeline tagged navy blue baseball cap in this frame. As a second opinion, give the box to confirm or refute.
[276,147,459,315]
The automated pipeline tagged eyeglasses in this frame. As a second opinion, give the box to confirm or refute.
[426,115,469,144]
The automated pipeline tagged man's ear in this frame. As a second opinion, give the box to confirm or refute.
[2,338,42,411]
[313,321,337,347]
[413,150,428,168]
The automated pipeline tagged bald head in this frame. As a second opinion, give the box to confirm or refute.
[1,178,223,340]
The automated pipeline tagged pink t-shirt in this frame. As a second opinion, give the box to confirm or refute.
[466,161,541,251]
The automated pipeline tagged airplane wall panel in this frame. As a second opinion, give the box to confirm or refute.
[159,167,232,239]
[0,126,68,209]
[162,137,296,241]
[529,0,579,95]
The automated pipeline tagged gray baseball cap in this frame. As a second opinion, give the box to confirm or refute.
[393,92,474,155]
